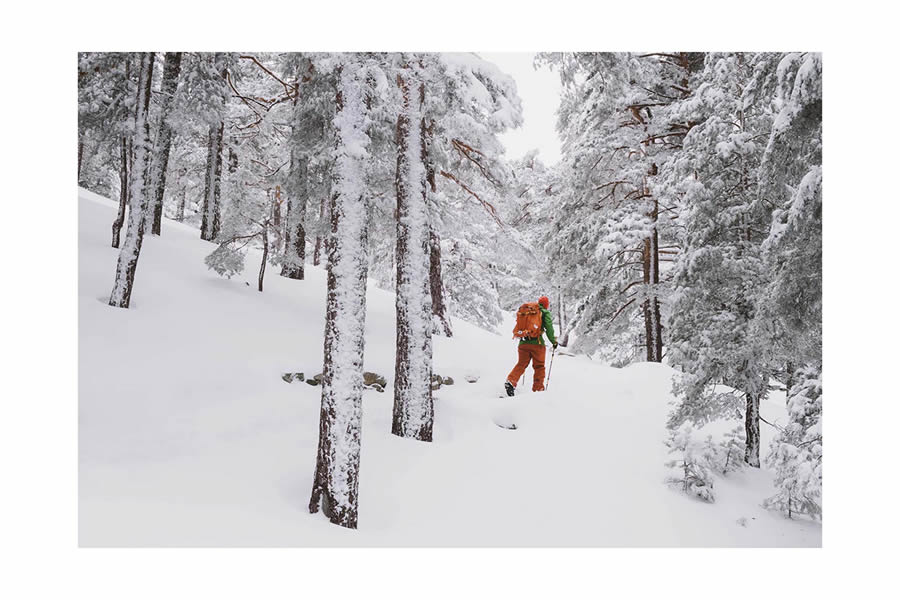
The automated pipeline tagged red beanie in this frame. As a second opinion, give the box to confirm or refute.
[538,296,550,309]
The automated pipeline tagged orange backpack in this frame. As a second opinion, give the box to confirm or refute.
[512,302,543,339]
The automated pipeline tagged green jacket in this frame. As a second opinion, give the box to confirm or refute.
[520,307,557,346]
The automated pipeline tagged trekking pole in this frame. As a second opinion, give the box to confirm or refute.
[546,346,557,390]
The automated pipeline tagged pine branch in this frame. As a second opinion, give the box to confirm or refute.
[439,170,504,226]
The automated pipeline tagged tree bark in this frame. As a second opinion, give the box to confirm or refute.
[313,194,326,266]
[641,195,663,362]
[108,52,155,309]
[111,136,130,249]
[744,393,761,467]
[429,228,453,337]
[175,182,186,222]
[258,224,268,292]
[281,154,308,279]
[309,66,370,529]
[200,121,224,241]
[148,52,183,236]
[392,73,434,441]
[423,116,451,338]
[77,134,85,184]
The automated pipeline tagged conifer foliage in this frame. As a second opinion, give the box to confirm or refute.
[541,52,821,508]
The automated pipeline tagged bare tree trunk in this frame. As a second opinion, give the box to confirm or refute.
[642,237,654,361]
[423,119,451,338]
[313,194,326,266]
[77,134,85,184]
[175,182,186,222]
[281,154,308,279]
[392,73,434,441]
[641,196,663,362]
[109,52,155,309]
[650,220,663,360]
[429,228,452,337]
[111,136,130,249]
[744,393,761,467]
[148,52,183,236]
[258,225,268,292]
[309,66,370,530]
[200,121,224,241]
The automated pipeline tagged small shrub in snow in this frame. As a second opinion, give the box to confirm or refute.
[665,424,716,503]
[204,243,245,279]
[764,366,822,520]
[719,425,747,475]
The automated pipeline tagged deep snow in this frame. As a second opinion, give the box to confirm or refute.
[78,188,821,546]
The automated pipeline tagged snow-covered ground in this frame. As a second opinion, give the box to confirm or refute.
[78,188,821,546]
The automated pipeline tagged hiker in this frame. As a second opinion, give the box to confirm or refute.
[505,295,558,396]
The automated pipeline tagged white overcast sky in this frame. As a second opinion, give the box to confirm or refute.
[479,52,562,165]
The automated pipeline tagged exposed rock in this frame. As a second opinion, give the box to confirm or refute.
[442,376,454,385]
[430,373,443,390]
[363,371,387,388]
[306,373,323,386]
[282,372,304,383]
[369,383,384,393]
[464,374,479,383]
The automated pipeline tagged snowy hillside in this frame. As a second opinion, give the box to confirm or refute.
[79,189,820,546]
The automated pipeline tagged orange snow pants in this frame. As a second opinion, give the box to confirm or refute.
[507,344,547,392]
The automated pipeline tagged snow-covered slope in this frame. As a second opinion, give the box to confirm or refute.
[78,189,821,546]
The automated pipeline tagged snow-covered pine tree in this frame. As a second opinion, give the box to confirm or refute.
[664,53,778,467]
[78,53,138,247]
[538,52,701,363]
[765,366,822,519]
[279,54,336,281]
[664,424,716,502]
[719,425,747,475]
[309,56,379,529]
[203,144,275,292]
[392,59,434,441]
[108,52,155,309]
[202,120,225,241]
[279,148,309,280]
[203,53,314,292]
[423,53,524,332]
[146,52,183,236]
[177,52,234,242]
[755,52,822,516]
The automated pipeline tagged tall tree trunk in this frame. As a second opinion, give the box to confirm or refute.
[109,52,155,309]
[309,65,370,530]
[744,393,761,467]
[313,194,326,266]
[392,73,434,441]
[642,237,654,361]
[147,52,183,236]
[77,134,85,184]
[258,225,268,292]
[641,194,663,362]
[281,154,308,279]
[429,228,452,337]
[175,183,186,222]
[200,121,224,241]
[423,119,451,337]
[111,136,130,249]
[650,221,663,360]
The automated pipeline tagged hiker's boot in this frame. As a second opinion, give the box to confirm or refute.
[504,381,515,397]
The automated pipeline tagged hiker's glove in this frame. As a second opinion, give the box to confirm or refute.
[552,342,558,349]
